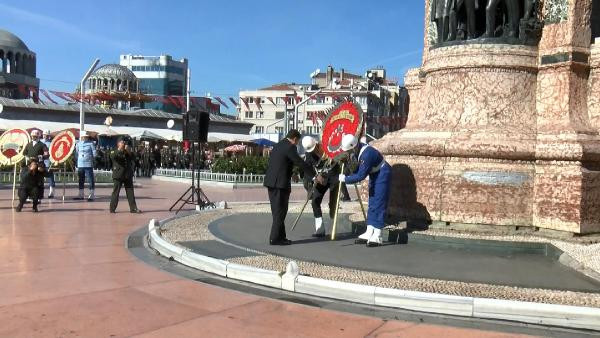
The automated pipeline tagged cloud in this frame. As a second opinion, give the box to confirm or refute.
[0,4,139,50]
[362,49,422,69]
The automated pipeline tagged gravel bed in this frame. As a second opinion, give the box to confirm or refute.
[158,204,600,308]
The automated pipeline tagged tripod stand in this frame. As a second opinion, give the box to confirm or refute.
[169,141,215,214]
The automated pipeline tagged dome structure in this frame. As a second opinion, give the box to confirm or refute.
[0,29,30,51]
[91,64,137,82]
[87,64,139,95]
[0,29,38,100]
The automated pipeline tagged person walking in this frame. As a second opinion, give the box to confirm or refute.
[109,139,141,213]
[41,130,56,198]
[75,132,97,201]
[264,130,315,245]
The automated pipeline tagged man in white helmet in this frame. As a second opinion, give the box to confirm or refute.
[42,130,56,198]
[22,129,49,203]
[338,134,391,247]
[300,136,342,237]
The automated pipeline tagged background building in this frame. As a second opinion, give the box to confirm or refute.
[120,54,188,114]
[85,63,145,110]
[238,65,408,140]
[0,29,39,100]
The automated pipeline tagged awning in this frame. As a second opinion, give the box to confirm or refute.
[130,130,166,140]
[207,132,254,143]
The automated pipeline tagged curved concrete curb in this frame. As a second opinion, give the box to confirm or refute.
[146,218,600,331]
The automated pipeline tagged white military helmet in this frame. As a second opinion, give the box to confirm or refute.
[30,129,41,137]
[301,136,317,153]
[43,129,51,136]
[341,134,358,151]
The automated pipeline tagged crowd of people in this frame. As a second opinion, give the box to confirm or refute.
[94,144,213,175]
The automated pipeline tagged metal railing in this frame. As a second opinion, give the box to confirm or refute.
[154,168,265,184]
[0,170,113,184]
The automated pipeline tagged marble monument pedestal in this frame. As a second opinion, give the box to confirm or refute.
[376,44,600,234]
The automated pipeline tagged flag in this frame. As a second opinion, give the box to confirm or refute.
[17,84,27,95]
[267,97,275,105]
[229,97,238,107]
[214,97,229,109]
[167,96,181,108]
[240,97,249,109]
[255,97,262,110]
[40,89,58,104]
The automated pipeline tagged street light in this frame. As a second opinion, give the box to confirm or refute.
[80,58,100,133]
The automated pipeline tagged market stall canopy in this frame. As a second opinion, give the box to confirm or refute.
[251,138,276,147]
[130,130,166,140]
[223,144,247,152]
[207,132,254,143]
[98,127,125,137]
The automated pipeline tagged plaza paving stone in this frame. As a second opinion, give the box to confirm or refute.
[0,179,543,337]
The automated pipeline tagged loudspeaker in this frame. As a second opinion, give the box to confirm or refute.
[183,109,210,142]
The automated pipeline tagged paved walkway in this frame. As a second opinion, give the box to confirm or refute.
[0,180,536,337]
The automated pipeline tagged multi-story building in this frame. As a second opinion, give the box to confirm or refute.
[120,54,188,114]
[238,65,408,140]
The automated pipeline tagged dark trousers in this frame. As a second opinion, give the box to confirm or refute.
[307,183,338,219]
[341,183,350,200]
[110,178,138,212]
[268,188,290,242]
[78,167,95,190]
[18,186,39,209]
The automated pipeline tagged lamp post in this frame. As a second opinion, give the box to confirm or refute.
[294,89,323,131]
[80,58,100,133]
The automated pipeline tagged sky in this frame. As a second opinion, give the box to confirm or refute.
[0,0,425,114]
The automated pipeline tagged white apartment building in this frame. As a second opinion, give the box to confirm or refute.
[239,66,408,140]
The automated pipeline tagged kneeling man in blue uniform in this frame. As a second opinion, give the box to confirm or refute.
[338,134,391,247]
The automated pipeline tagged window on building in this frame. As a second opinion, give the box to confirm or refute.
[254,126,264,134]
[275,127,284,134]
[245,111,253,118]
[247,97,254,103]
[257,111,264,118]
[306,126,313,135]
[275,111,284,119]
[276,97,284,104]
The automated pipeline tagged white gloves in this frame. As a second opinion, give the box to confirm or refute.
[338,174,346,182]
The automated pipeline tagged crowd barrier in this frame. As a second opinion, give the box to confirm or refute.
[0,170,114,184]
[154,168,265,184]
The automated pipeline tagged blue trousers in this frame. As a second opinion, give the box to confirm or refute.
[46,170,55,188]
[367,164,391,229]
[78,167,95,190]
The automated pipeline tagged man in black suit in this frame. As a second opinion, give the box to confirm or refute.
[109,139,142,214]
[264,129,315,245]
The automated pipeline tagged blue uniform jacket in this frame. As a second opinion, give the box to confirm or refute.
[345,144,391,228]
[76,141,96,168]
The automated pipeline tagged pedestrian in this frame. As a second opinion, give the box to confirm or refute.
[338,134,391,247]
[264,129,315,245]
[300,136,341,237]
[41,130,56,198]
[109,138,142,213]
[15,159,44,212]
[75,132,96,201]
[22,129,49,202]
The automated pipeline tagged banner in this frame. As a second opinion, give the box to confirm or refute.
[49,130,76,164]
[320,101,364,161]
[0,129,30,166]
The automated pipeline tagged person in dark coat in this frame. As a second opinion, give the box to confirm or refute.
[263,129,316,245]
[109,139,141,213]
[16,159,45,212]
[22,130,48,201]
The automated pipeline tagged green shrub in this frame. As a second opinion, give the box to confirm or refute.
[211,156,269,175]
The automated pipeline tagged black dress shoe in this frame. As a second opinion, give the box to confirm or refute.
[270,239,292,245]
[312,233,326,238]
[15,205,22,212]
[130,209,142,214]
[109,210,116,214]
